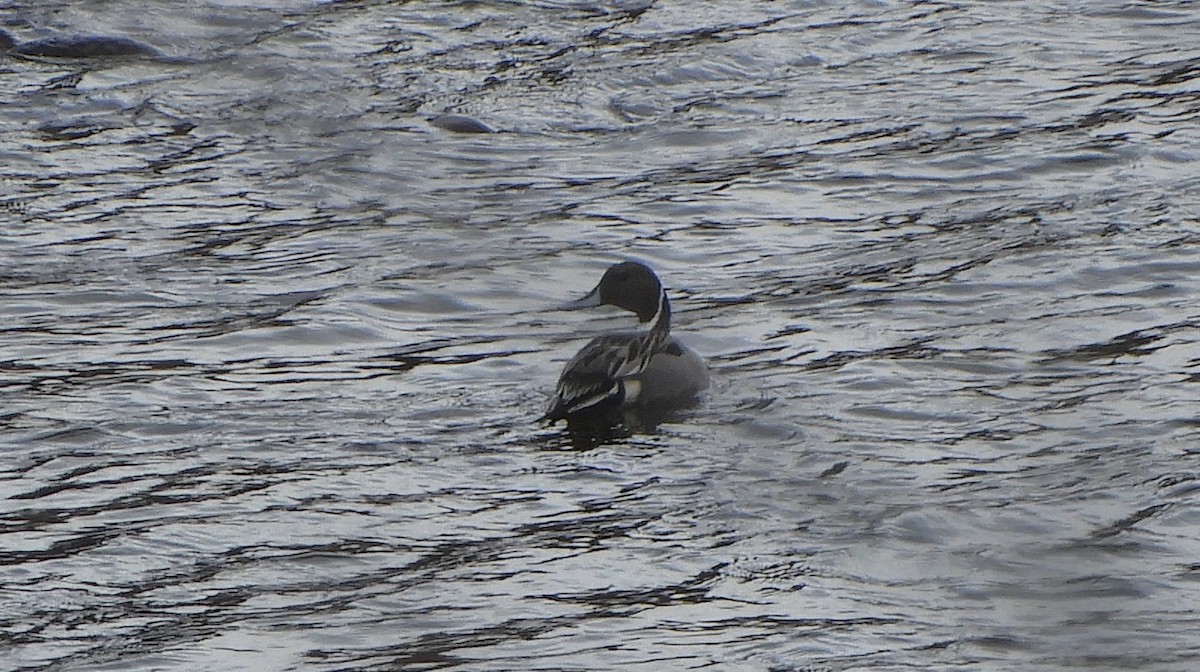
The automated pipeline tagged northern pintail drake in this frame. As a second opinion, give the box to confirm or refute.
[543,261,709,423]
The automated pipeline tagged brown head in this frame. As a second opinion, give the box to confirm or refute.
[566,261,666,323]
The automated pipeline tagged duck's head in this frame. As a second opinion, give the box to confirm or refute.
[564,261,664,323]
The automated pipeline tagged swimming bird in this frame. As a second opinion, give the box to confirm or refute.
[543,261,708,423]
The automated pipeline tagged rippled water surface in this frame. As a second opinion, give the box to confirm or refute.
[3,1,1200,670]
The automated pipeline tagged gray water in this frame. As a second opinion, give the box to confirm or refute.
[3,1,1200,670]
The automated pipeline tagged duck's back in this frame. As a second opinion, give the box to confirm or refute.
[544,332,645,421]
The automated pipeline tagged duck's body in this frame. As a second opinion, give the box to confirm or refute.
[638,336,710,406]
[544,261,707,424]
[543,331,655,422]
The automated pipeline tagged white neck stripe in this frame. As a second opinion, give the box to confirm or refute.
[648,290,668,330]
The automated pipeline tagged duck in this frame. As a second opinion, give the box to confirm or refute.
[543,261,709,423]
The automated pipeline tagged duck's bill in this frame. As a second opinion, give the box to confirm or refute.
[557,286,602,311]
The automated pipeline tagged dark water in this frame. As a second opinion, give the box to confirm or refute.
[3,1,1200,670]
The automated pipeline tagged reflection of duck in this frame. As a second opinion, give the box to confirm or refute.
[0,28,157,58]
[543,261,709,424]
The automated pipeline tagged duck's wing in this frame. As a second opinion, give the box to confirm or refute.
[543,332,649,421]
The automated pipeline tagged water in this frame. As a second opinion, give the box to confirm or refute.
[2,1,1199,670]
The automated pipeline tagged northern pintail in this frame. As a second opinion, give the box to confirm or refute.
[543,261,709,423]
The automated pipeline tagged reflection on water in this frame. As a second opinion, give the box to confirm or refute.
[3,1,1200,670]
